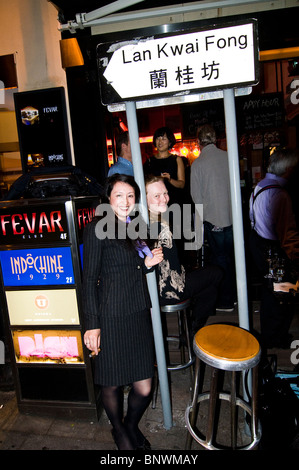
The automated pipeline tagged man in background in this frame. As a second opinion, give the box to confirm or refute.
[249,147,299,349]
[190,124,236,312]
[108,131,134,177]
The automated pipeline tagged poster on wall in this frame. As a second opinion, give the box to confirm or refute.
[13,87,72,172]
[12,329,84,364]
[0,247,74,286]
[6,288,80,325]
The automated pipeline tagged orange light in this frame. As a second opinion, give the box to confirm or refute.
[107,132,182,147]
[60,38,84,68]
[180,146,189,157]
[139,132,182,144]
[193,147,200,158]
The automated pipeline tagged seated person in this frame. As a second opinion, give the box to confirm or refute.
[145,175,223,336]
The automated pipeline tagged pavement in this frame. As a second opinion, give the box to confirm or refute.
[0,300,299,459]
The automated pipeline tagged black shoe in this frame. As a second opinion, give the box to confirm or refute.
[124,421,151,450]
[111,428,135,450]
[135,437,151,451]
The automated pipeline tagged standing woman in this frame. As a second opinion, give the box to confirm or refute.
[82,174,163,450]
[143,126,185,206]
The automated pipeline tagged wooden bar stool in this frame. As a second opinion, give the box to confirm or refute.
[185,324,261,450]
[152,299,194,408]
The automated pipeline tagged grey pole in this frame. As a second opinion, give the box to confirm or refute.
[223,88,250,331]
[125,100,173,430]
[223,89,252,408]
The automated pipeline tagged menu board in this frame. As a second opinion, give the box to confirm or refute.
[236,92,284,132]
[0,247,74,286]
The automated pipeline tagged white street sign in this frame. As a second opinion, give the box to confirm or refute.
[99,20,258,104]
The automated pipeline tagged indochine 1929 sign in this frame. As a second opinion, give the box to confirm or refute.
[97,19,258,105]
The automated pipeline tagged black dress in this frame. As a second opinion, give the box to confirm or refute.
[82,219,155,386]
[143,154,184,205]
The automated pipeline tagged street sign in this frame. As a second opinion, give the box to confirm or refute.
[97,19,258,105]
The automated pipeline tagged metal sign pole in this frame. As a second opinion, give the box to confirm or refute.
[223,88,251,407]
[223,88,249,332]
[125,100,173,430]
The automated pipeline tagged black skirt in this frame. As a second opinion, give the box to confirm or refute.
[93,309,155,386]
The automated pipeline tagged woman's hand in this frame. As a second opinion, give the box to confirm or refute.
[161,172,171,181]
[84,329,101,356]
[145,247,163,268]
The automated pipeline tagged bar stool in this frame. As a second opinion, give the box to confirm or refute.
[185,323,261,450]
[152,298,194,408]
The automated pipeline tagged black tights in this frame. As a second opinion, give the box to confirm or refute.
[101,378,152,450]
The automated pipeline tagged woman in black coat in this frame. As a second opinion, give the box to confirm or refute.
[82,174,163,450]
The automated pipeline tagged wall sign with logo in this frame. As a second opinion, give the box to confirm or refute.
[0,196,99,418]
[12,329,84,364]
[5,289,79,326]
[0,202,69,244]
[13,87,72,173]
[0,247,74,286]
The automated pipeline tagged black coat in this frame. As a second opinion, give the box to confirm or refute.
[82,218,154,386]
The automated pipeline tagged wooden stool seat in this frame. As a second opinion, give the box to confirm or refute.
[194,324,260,370]
[185,324,261,450]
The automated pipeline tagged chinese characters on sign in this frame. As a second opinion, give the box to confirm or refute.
[149,61,220,91]
[98,21,258,104]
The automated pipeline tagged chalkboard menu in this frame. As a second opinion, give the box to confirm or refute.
[180,92,284,141]
[181,99,225,139]
[235,92,284,132]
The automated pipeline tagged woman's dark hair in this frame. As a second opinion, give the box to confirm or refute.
[104,173,140,203]
[153,127,176,150]
[115,131,129,156]
[100,173,146,251]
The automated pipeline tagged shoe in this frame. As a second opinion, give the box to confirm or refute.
[111,428,135,450]
[135,437,151,451]
[216,305,235,312]
[124,421,152,450]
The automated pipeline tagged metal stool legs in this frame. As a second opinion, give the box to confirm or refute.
[185,324,261,450]
[152,299,194,409]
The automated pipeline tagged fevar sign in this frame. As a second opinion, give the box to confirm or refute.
[97,19,258,105]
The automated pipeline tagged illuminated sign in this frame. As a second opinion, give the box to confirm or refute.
[0,247,75,286]
[74,199,97,242]
[98,20,258,104]
[0,203,68,244]
[6,289,80,325]
[13,87,72,173]
[12,329,84,364]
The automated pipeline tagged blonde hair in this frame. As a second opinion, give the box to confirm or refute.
[145,175,165,192]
